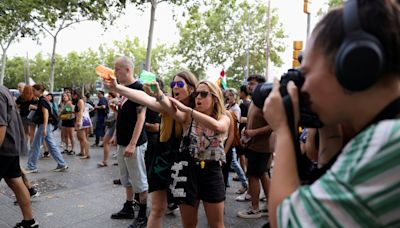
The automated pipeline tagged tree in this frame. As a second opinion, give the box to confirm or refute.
[0,0,36,85]
[31,0,126,92]
[129,0,203,71]
[176,0,286,86]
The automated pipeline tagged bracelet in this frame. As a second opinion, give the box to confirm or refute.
[155,93,164,102]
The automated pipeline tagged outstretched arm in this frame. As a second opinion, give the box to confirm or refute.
[169,97,230,133]
[103,77,176,114]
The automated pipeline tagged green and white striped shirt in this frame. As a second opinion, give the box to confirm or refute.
[278,120,400,227]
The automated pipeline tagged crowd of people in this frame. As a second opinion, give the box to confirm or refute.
[1,0,400,227]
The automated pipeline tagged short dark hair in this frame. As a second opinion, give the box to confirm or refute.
[247,74,266,83]
[98,90,105,95]
[240,84,249,96]
[313,0,400,77]
[32,84,45,92]
[85,93,91,99]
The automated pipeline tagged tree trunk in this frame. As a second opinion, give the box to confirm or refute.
[49,36,57,92]
[0,50,6,86]
[145,1,157,71]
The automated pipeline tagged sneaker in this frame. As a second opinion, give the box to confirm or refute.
[111,206,134,219]
[113,179,122,185]
[29,187,40,198]
[53,165,68,172]
[14,188,40,205]
[25,168,38,174]
[14,220,39,228]
[91,143,98,147]
[165,203,179,215]
[260,206,269,217]
[235,191,251,202]
[41,151,50,159]
[128,217,147,228]
[235,186,248,194]
[132,200,140,211]
[237,208,262,219]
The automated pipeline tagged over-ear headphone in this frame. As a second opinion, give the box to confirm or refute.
[335,0,385,91]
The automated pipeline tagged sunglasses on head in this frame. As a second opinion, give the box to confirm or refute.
[194,91,210,98]
[170,81,185,88]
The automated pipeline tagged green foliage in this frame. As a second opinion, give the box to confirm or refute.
[176,0,286,86]
[3,37,177,92]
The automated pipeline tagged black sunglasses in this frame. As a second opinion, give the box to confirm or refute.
[193,91,210,98]
[170,81,185,88]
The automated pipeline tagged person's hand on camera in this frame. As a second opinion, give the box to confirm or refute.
[263,79,300,133]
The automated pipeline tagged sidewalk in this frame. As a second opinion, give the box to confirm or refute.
[0,131,268,228]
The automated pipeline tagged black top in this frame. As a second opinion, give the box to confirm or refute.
[33,96,51,124]
[239,99,251,133]
[16,96,38,117]
[145,109,161,147]
[116,81,147,147]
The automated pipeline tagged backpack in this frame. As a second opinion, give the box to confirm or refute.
[229,110,241,147]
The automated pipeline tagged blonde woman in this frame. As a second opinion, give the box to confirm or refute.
[168,80,230,228]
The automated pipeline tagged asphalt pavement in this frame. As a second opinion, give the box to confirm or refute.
[0,131,268,228]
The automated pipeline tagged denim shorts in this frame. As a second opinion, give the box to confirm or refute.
[117,143,148,193]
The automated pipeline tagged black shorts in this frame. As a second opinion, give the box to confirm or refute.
[185,161,226,205]
[147,142,178,193]
[0,155,22,181]
[245,149,271,177]
[62,119,75,127]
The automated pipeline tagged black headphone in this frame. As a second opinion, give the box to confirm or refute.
[335,0,385,91]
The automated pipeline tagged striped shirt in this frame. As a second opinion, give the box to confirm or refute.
[278,119,400,227]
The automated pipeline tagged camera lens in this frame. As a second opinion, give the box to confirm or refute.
[252,82,273,109]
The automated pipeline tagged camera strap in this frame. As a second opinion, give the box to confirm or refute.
[282,95,308,180]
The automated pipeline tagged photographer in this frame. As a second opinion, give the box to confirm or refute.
[264,0,400,227]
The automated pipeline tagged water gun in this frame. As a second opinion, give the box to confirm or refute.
[95,65,114,80]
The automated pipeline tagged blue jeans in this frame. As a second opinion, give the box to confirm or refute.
[27,124,67,170]
[231,148,247,188]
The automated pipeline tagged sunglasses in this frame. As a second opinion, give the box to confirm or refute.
[170,81,185,88]
[194,91,210,98]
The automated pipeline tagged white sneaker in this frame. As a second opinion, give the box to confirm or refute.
[235,191,251,202]
[237,208,262,219]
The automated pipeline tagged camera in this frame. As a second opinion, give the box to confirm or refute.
[252,68,323,128]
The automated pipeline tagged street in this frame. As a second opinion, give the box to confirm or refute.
[0,131,267,228]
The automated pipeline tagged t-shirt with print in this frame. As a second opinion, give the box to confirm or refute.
[184,119,228,162]
[116,81,147,147]
[0,85,27,157]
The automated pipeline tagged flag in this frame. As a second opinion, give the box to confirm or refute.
[217,69,228,90]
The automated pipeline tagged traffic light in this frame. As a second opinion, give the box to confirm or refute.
[304,0,311,14]
[293,41,303,68]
